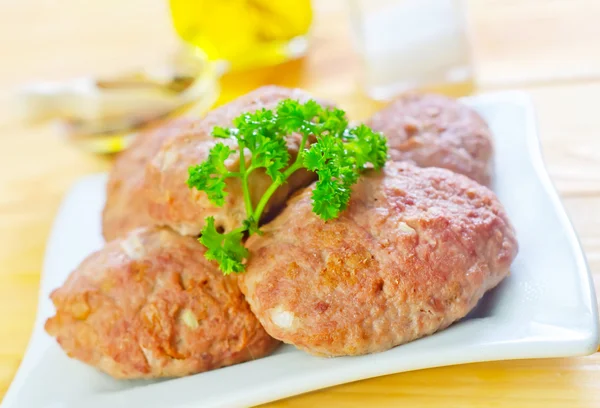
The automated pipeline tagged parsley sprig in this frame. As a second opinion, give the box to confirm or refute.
[187,99,387,274]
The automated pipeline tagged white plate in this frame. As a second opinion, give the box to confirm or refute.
[3,91,598,408]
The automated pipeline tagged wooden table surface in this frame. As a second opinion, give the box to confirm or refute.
[1,0,600,406]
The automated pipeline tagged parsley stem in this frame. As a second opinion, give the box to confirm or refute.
[283,160,305,179]
[252,160,303,221]
[252,180,280,221]
[251,130,309,225]
[237,145,254,216]
[296,128,311,162]
[231,225,247,235]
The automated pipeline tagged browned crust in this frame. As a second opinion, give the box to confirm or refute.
[142,86,331,236]
[45,227,279,379]
[367,93,494,185]
[239,162,517,357]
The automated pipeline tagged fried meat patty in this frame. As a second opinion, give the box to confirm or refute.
[45,227,279,379]
[143,86,329,236]
[239,162,517,357]
[367,93,494,185]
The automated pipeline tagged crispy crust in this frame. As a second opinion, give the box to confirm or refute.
[367,93,494,185]
[142,86,330,236]
[45,227,279,379]
[239,162,517,357]
[102,119,197,240]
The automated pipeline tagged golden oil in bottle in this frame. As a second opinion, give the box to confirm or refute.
[169,0,313,71]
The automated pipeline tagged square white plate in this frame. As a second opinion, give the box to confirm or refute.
[3,91,598,408]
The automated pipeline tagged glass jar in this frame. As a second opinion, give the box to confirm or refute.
[169,0,313,72]
[349,0,474,100]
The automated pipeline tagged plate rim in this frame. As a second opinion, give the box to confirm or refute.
[471,91,598,354]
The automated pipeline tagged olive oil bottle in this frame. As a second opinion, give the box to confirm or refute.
[169,0,313,71]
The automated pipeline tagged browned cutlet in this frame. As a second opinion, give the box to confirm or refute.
[240,162,517,357]
[46,227,279,379]
[367,93,494,185]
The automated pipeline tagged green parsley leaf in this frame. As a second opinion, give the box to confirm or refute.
[232,108,291,181]
[343,124,388,169]
[199,217,248,274]
[212,126,232,139]
[187,143,234,207]
[304,135,355,220]
[311,177,352,221]
[275,100,306,133]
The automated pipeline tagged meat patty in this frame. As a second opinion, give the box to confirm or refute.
[367,93,494,185]
[143,86,329,236]
[102,119,196,241]
[45,227,279,379]
[239,162,517,357]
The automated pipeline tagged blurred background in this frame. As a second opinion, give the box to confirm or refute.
[1,0,600,404]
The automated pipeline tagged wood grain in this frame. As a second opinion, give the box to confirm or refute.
[0,0,599,406]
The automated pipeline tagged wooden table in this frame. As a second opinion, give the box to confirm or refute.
[1,0,599,406]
